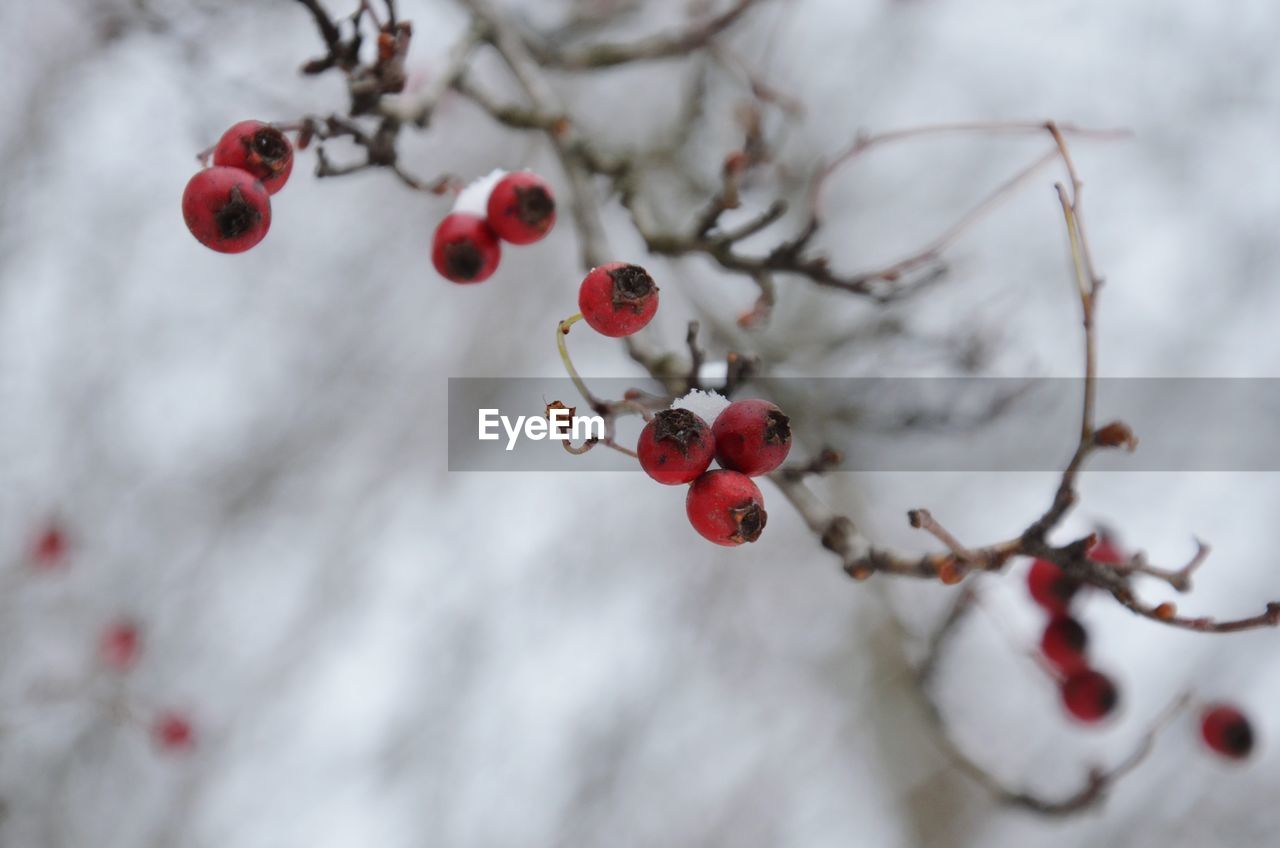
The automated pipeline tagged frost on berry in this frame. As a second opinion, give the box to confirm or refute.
[453,169,509,216]
[670,389,731,424]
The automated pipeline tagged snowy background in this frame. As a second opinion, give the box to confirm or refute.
[2,0,1279,845]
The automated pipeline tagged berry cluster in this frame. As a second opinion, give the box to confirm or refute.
[1027,539,1124,723]
[183,120,294,253]
[1026,537,1256,761]
[639,399,792,546]
[433,171,556,283]
[561,262,792,546]
[23,521,198,755]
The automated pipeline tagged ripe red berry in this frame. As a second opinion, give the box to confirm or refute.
[1201,704,1254,760]
[99,618,141,672]
[486,171,556,244]
[211,120,294,194]
[1060,669,1118,722]
[577,262,659,337]
[712,399,792,476]
[31,523,67,568]
[432,213,501,283]
[637,408,716,485]
[1027,558,1079,615]
[1089,535,1125,565]
[686,469,767,546]
[182,167,271,253]
[152,712,196,753]
[1040,615,1088,674]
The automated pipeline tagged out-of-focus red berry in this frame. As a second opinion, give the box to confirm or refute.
[152,712,196,753]
[1039,615,1088,674]
[1060,669,1118,723]
[1201,704,1254,760]
[99,619,141,672]
[1027,558,1079,615]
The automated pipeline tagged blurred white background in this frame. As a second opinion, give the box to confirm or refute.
[2,0,1279,845]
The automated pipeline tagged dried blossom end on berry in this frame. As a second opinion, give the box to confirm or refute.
[182,167,272,254]
[712,399,793,477]
[487,171,556,244]
[212,120,294,194]
[432,213,501,283]
[686,469,768,546]
[578,262,660,337]
[638,409,715,485]
[609,265,657,312]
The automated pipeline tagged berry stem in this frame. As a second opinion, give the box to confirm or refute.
[556,312,599,408]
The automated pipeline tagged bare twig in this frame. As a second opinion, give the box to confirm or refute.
[535,0,768,69]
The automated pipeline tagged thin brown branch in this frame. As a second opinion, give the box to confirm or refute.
[536,0,767,70]
[379,21,487,126]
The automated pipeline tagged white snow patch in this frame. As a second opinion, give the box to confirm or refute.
[671,389,731,424]
[452,168,509,216]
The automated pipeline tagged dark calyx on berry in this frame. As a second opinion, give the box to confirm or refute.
[215,186,262,240]
[514,184,554,228]
[444,242,484,280]
[249,127,290,167]
[651,408,707,457]
[1055,618,1087,651]
[763,409,791,444]
[609,264,656,312]
[1222,718,1254,757]
[730,501,767,543]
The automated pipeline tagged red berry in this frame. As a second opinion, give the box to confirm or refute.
[1089,535,1125,565]
[1040,615,1088,674]
[637,408,715,485]
[182,167,271,253]
[486,171,556,244]
[1201,704,1254,760]
[211,120,294,194]
[1060,669,1118,722]
[686,470,767,546]
[432,213,501,283]
[31,523,67,568]
[712,399,792,476]
[1027,558,1079,615]
[152,712,196,753]
[577,262,659,337]
[99,618,141,672]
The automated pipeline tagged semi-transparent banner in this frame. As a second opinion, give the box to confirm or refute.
[446,377,1280,472]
